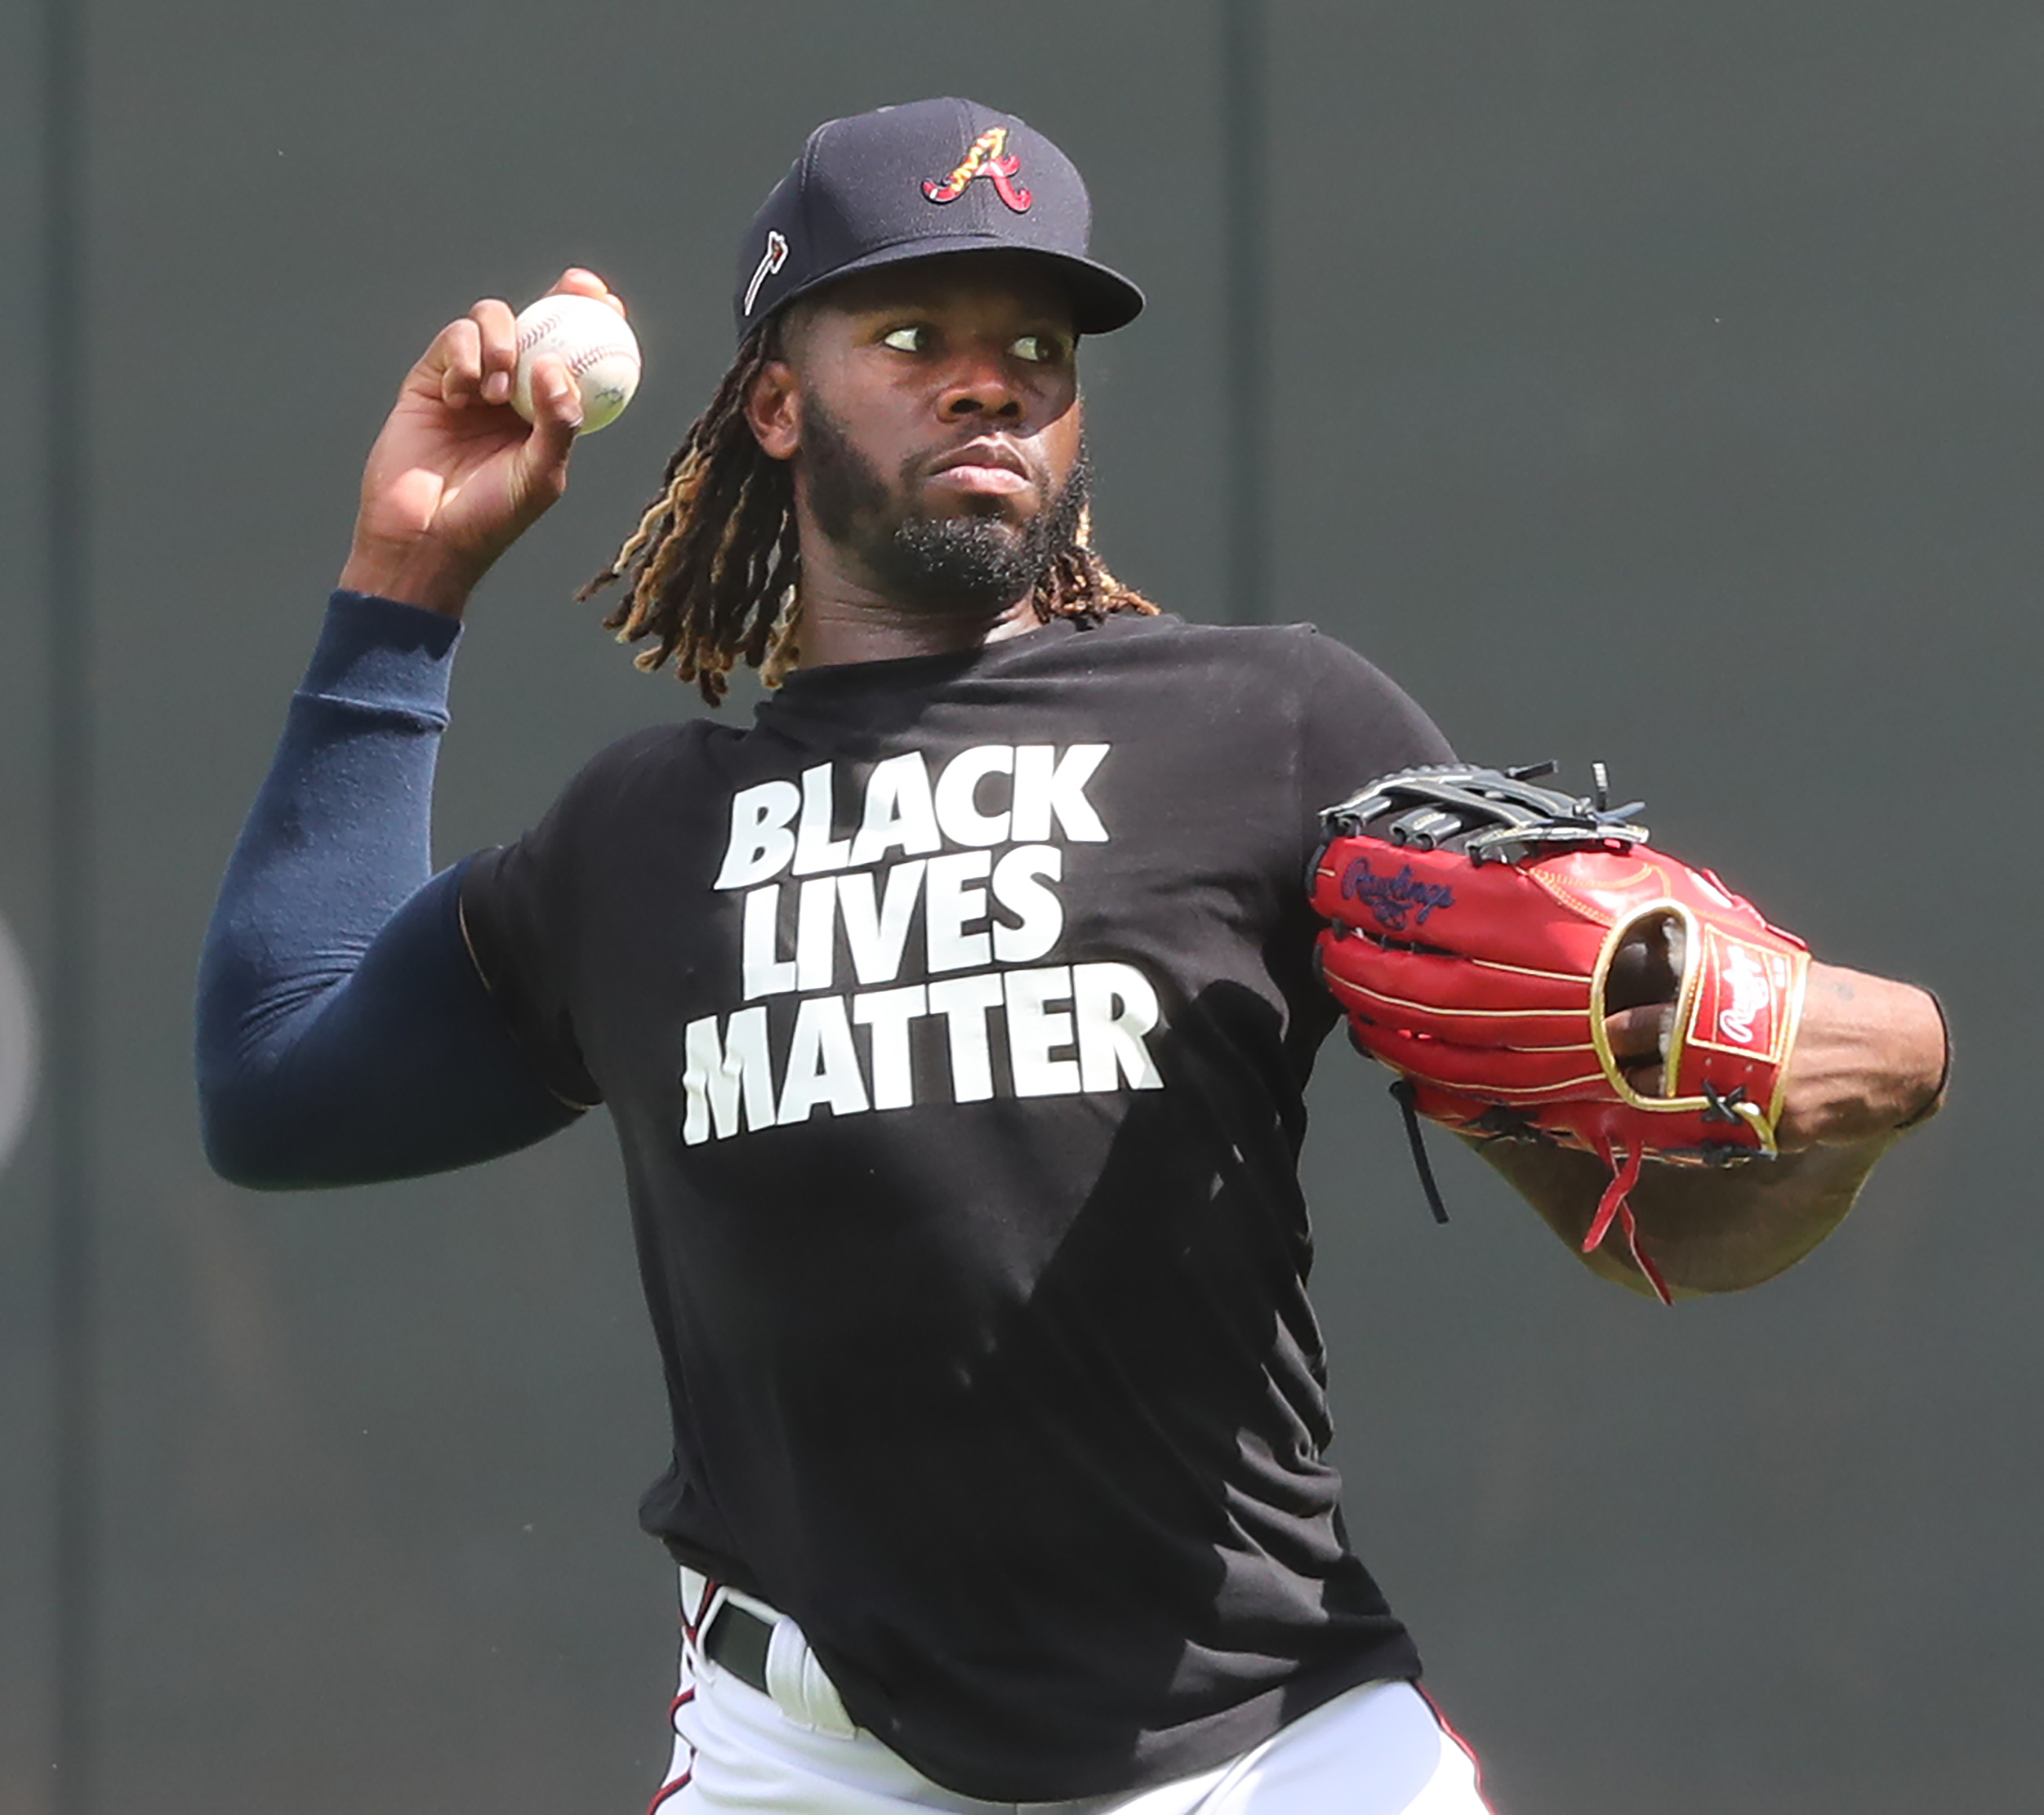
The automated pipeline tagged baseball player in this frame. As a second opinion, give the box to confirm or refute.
[197,99,1947,1813]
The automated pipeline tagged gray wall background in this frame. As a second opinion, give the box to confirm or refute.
[2,2,2035,1810]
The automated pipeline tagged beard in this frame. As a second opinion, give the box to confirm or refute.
[799,400,1090,615]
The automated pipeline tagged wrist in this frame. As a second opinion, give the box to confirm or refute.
[1777,964,1950,1148]
[338,537,481,619]
[1892,986,1950,1131]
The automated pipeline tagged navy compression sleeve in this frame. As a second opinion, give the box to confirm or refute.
[196,591,580,1189]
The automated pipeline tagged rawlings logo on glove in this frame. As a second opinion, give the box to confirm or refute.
[1337,857,1456,931]
[1308,762,1811,1302]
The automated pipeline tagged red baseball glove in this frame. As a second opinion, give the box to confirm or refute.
[1308,764,1811,1302]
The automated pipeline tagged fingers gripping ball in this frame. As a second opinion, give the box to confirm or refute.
[1307,764,1811,1301]
[511,294,642,433]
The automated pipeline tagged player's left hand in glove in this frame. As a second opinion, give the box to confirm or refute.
[1307,763,1811,1302]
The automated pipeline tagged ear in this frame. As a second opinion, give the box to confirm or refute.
[745,358,801,462]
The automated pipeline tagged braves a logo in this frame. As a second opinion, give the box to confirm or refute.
[1340,855,1455,932]
[923,127,1032,212]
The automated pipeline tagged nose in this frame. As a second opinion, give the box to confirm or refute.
[936,343,1024,422]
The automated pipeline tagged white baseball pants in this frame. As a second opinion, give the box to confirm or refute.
[649,1573,1494,1815]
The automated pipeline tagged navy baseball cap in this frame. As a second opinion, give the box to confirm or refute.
[732,97,1145,341]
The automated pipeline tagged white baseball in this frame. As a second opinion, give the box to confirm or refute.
[511,292,642,434]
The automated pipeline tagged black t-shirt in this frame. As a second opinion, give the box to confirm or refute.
[462,610,1454,1800]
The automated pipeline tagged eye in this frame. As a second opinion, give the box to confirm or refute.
[880,325,928,354]
[1010,332,1068,365]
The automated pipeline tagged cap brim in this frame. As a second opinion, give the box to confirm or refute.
[766,238,1145,336]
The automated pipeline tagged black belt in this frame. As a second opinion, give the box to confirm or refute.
[702,1600,774,1693]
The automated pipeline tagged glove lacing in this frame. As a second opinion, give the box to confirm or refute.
[1584,1137,1671,1305]
[1388,1080,1675,1305]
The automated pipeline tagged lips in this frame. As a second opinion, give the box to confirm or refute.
[926,439,1035,496]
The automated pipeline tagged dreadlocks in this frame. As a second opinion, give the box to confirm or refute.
[579,325,1156,707]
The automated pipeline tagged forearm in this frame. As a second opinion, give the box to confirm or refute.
[204,590,458,986]
[196,593,577,1187]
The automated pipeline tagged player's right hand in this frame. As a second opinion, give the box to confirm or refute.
[337,268,627,618]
